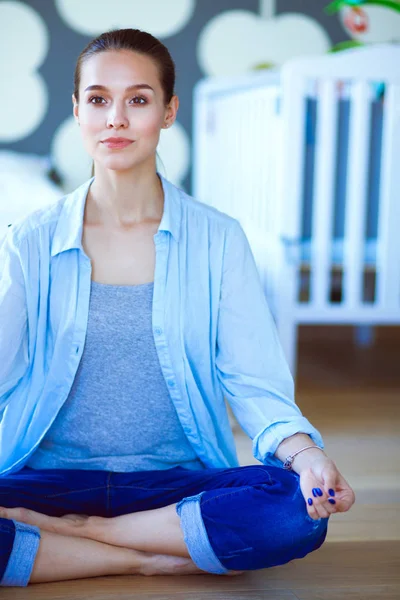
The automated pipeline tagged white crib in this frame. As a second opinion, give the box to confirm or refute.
[192,44,400,378]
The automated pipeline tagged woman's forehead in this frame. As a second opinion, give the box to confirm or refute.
[80,50,161,91]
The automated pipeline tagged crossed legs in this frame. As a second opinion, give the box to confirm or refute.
[1,464,326,584]
[0,504,242,583]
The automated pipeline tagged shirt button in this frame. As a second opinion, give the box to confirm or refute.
[154,327,162,336]
[168,380,175,387]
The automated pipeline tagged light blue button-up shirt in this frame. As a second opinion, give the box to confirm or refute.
[0,174,324,477]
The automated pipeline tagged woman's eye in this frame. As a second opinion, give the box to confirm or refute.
[89,96,105,104]
[130,96,147,105]
[88,96,147,105]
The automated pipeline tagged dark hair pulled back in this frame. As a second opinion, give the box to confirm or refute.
[73,28,176,106]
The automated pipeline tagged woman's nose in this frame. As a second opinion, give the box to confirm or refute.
[107,108,129,128]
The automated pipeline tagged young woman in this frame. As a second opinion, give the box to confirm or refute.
[0,28,355,587]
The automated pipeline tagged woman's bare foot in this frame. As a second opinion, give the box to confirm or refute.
[138,553,243,577]
[139,553,204,576]
[0,506,93,537]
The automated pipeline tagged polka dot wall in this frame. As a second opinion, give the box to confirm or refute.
[0,0,398,193]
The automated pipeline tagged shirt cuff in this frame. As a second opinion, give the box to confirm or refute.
[252,417,325,467]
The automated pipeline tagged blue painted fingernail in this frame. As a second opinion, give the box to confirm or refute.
[328,498,336,504]
[329,489,335,497]
[312,488,318,497]
[308,498,313,505]
[316,488,323,497]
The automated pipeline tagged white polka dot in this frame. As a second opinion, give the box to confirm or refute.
[198,11,266,76]
[197,11,331,76]
[340,5,400,43]
[0,1,49,73]
[55,0,195,38]
[0,2,49,141]
[0,73,48,142]
[51,116,93,193]
[156,121,190,188]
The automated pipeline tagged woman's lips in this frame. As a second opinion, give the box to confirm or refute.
[102,139,134,149]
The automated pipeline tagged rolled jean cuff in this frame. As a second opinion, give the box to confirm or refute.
[176,491,229,575]
[1,521,41,587]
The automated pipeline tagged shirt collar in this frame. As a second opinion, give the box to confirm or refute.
[51,172,182,257]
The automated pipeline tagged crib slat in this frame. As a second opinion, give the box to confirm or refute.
[275,68,309,365]
[376,84,400,311]
[241,90,254,225]
[218,96,232,214]
[215,98,224,210]
[280,72,307,243]
[310,79,339,308]
[342,81,372,308]
[192,86,209,204]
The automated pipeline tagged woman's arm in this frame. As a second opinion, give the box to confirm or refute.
[215,219,324,464]
[215,220,356,518]
[0,229,29,414]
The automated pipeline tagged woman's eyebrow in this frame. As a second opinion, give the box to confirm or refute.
[84,84,154,92]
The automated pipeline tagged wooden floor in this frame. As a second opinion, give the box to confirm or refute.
[2,326,399,599]
[2,541,399,599]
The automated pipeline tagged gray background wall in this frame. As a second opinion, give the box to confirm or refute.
[1,0,396,194]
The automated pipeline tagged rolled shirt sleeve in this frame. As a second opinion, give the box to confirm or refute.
[0,229,29,411]
[215,219,324,466]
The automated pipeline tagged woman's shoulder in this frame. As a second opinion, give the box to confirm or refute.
[3,177,92,251]
[4,194,68,251]
[166,176,239,232]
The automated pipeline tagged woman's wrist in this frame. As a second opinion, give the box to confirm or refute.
[288,447,328,474]
[274,433,328,475]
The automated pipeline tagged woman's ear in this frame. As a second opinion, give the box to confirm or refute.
[164,95,179,128]
[72,94,79,125]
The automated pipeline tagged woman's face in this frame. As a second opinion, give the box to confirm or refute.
[72,49,178,173]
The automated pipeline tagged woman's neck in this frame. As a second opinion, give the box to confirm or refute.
[86,167,164,228]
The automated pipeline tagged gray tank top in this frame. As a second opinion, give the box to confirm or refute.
[27,280,204,472]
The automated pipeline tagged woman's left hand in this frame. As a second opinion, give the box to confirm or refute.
[299,456,356,520]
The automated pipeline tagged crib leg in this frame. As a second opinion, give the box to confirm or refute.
[354,325,375,347]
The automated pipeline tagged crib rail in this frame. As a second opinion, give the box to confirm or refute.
[280,44,400,322]
[193,45,400,333]
[310,79,339,309]
[344,81,372,309]
[376,84,400,313]
[193,72,283,310]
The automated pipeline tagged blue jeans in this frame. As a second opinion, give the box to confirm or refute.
[0,464,329,586]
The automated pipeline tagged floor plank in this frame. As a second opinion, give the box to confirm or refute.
[2,541,399,599]
[293,587,400,600]
[0,590,298,600]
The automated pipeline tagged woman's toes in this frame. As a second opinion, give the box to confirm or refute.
[57,513,100,538]
[60,513,90,526]
[0,506,47,528]
[0,506,95,538]
[139,553,245,577]
[139,554,204,576]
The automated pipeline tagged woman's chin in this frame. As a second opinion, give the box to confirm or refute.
[100,159,138,173]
